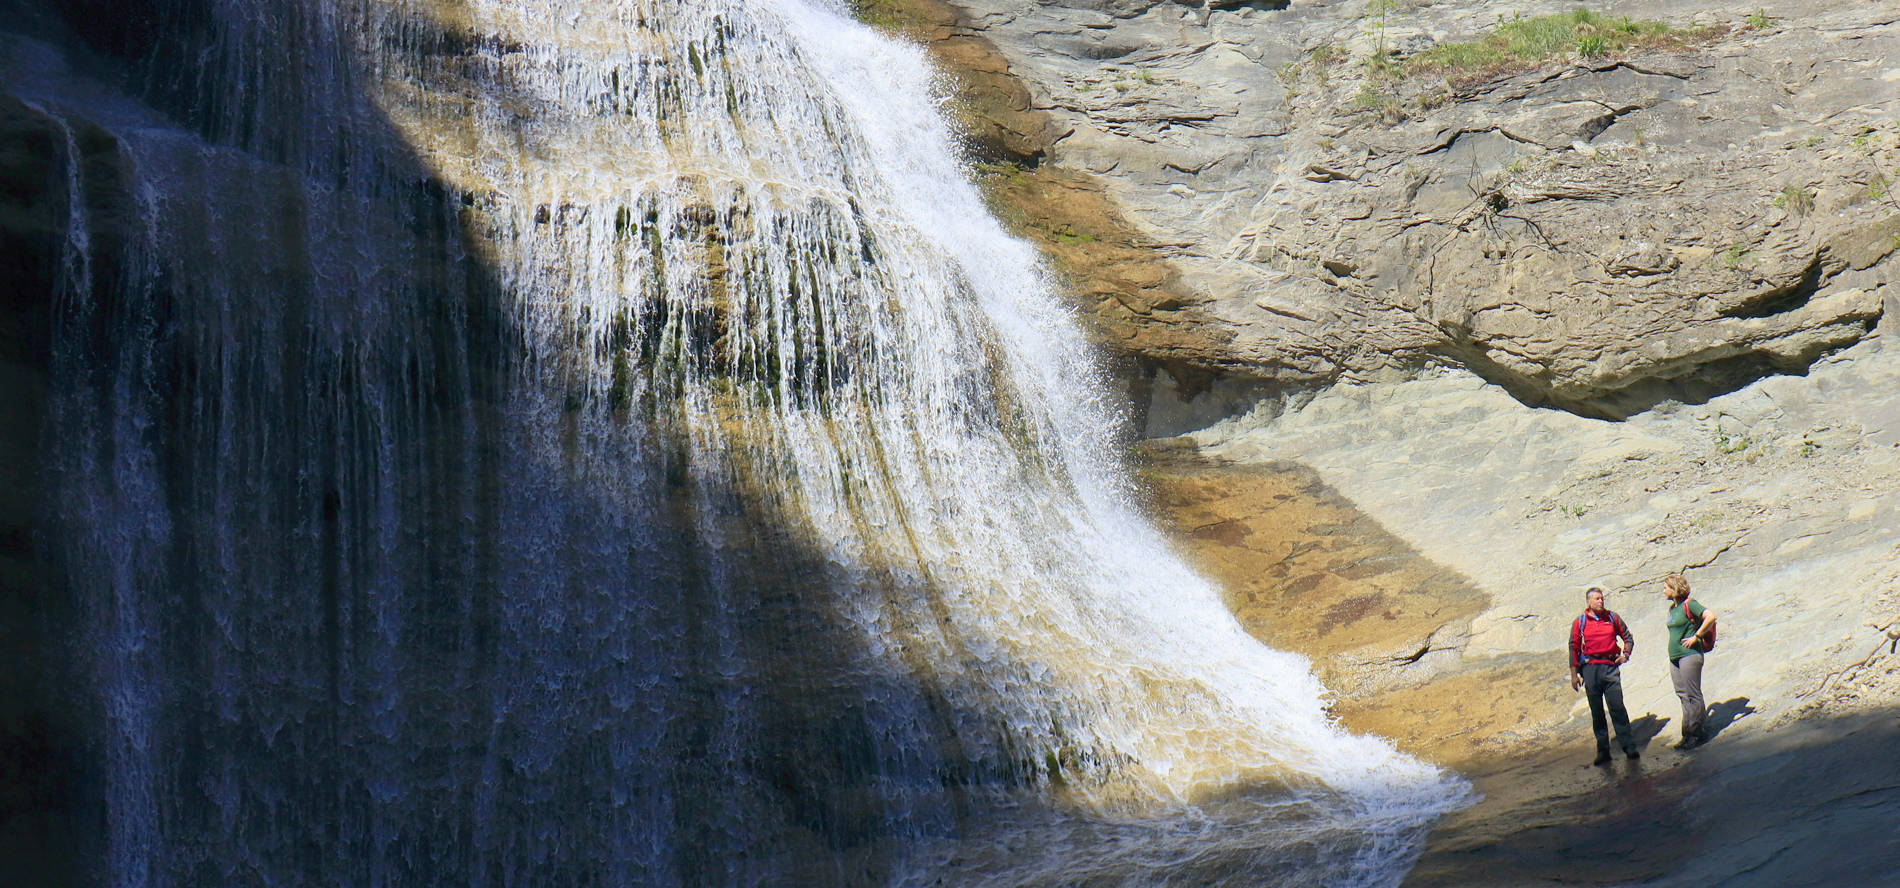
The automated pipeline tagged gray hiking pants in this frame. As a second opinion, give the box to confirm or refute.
[1671,652,1706,738]
[1581,663,1635,753]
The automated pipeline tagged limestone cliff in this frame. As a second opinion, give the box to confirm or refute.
[912,2,1900,857]
[918,9,1900,880]
[930,0,1897,420]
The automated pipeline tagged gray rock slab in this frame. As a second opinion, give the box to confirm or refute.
[1190,330,1900,726]
[948,0,1900,411]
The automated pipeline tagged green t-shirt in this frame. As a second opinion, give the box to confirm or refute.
[1667,599,1708,661]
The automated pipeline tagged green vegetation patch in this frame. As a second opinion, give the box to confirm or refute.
[850,0,905,28]
[1773,184,1814,216]
[1409,10,1702,81]
[848,0,936,35]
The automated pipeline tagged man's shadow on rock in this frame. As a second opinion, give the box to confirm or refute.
[1628,713,1668,750]
[1703,697,1755,742]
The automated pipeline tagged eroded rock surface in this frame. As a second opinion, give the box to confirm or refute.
[1189,319,1900,738]
[942,0,1899,415]
[911,0,1900,741]
[1143,320,1900,884]
[1138,442,1487,695]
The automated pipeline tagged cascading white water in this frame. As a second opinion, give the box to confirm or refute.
[8,0,1468,884]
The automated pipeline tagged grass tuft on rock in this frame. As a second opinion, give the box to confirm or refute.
[1409,10,1697,80]
[849,0,910,31]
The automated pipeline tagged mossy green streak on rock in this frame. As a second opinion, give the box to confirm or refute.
[1408,10,1713,83]
[848,0,937,36]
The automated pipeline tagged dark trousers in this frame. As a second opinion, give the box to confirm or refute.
[1582,663,1635,754]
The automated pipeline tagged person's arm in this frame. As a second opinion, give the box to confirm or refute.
[1569,619,1583,690]
[1689,603,1717,650]
[1615,614,1634,663]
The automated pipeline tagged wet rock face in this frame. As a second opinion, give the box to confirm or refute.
[0,98,62,371]
[939,0,1899,416]
[0,94,99,888]
[852,0,1069,164]
[853,0,1251,416]
[1136,441,1488,699]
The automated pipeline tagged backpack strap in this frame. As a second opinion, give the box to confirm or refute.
[1681,596,1712,651]
[1575,611,1630,666]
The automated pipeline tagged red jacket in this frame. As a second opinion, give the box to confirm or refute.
[1571,610,1633,666]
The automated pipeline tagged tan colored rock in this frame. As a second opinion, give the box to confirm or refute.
[1137,443,1486,695]
[1142,329,1900,884]
[1188,328,1900,735]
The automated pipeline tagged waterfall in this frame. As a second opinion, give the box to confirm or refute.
[4,0,1468,884]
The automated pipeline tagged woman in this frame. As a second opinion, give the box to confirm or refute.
[1663,573,1717,748]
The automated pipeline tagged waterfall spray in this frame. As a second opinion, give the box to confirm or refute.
[9,0,1469,883]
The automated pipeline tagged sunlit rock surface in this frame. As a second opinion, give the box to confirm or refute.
[912,2,1900,882]
[936,0,1900,756]
[940,0,1897,415]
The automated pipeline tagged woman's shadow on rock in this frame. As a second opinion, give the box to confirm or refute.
[1628,697,1753,752]
[1702,696,1755,742]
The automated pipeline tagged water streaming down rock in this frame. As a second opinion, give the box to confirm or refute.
[4,0,1469,884]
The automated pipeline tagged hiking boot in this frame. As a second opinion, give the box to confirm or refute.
[1592,750,1612,766]
[1624,746,1641,760]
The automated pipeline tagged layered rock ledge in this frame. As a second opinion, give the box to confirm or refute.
[900,1,1900,883]
[933,0,1897,417]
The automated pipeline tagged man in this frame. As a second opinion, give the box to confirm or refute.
[1662,573,1717,748]
[1569,587,1639,765]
